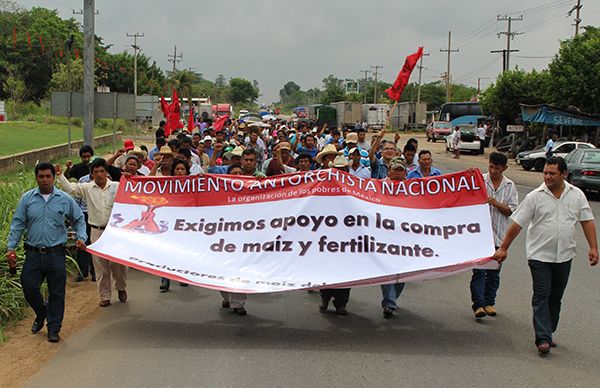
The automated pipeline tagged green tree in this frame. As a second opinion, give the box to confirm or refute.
[228,77,258,104]
[547,26,600,113]
[0,5,82,101]
[279,81,301,101]
[480,69,549,124]
[320,75,345,104]
[49,58,85,91]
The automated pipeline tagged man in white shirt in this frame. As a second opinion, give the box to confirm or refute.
[452,127,461,159]
[494,157,598,354]
[544,132,559,159]
[477,124,486,155]
[470,152,518,319]
[56,158,127,307]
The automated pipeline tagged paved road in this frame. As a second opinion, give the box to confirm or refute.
[26,156,600,387]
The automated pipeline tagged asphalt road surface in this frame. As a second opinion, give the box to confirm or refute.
[26,161,600,388]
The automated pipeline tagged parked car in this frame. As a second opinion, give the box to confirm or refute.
[445,128,481,155]
[426,121,452,142]
[516,141,596,172]
[565,148,600,192]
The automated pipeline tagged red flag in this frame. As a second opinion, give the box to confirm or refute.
[160,95,168,116]
[27,32,31,49]
[384,46,423,102]
[187,106,195,131]
[39,35,45,54]
[164,89,184,137]
[75,49,79,60]
[12,26,16,49]
[213,115,229,131]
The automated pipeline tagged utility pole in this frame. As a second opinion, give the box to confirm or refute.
[570,0,582,37]
[497,15,523,72]
[440,31,458,103]
[360,69,371,104]
[126,33,144,97]
[73,1,97,146]
[477,77,491,95]
[490,49,519,72]
[370,65,382,104]
[415,52,430,129]
[66,35,74,156]
[168,45,183,73]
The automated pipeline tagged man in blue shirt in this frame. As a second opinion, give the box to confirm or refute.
[342,132,370,168]
[407,150,442,179]
[6,162,87,343]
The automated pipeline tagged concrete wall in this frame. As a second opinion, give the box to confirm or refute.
[0,132,121,173]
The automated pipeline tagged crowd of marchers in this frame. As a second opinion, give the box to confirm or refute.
[5,117,598,356]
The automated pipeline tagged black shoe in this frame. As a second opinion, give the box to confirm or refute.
[91,275,96,282]
[233,307,247,316]
[47,331,60,343]
[335,306,348,316]
[159,279,170,292]
[75,274,85,282]
[179,282,188,287]
[383,307,394,319]
[319,298,329,312]
[222,300,231,308]
[31,317,45,334]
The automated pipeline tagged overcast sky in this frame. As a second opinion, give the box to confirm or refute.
[16,0,600,104]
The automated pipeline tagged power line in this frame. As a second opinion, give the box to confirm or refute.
[453,17,497,44]
[455,56,501,84]
[509,0,573,16]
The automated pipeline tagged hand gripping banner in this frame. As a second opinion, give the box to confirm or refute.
[87,170,497,293]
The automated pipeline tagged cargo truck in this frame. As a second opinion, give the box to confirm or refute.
[361,104,389,131]
[330,101,362,129]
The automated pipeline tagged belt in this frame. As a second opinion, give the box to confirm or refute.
[90,225,106,230]
[24,244,65,254]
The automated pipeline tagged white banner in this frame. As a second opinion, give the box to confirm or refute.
[88,170,497,293]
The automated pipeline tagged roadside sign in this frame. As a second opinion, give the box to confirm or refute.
[507,125,524,132]
[51,91,135,120]
[0,101,5,122]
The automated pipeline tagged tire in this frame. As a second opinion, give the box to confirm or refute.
[533,159,546,172]
[521,163,533,171]
[432,137,437,143]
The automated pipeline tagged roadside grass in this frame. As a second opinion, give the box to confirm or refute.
[0,122,119,156]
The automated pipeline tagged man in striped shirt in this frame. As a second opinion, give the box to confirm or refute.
[470,152,518,319]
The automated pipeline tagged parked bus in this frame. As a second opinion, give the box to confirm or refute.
[438,102,483,122]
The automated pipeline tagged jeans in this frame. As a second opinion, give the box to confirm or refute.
[20,248,67,332]
[76,213,95,278]
[320,288,350,308]
[528,259,572,345]
[380,283,405,309]
[470,269,501,310]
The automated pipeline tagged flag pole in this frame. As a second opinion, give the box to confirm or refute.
[385,100,399,130]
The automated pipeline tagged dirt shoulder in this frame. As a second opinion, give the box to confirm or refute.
[0,278,100,388]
